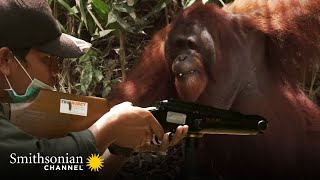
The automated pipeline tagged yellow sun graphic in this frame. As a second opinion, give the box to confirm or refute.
[86,154,104,172]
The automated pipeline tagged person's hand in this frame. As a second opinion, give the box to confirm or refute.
[89,102,164,153]
[135,125,188,154]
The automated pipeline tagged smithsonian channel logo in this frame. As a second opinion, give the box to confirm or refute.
[9,153,104,172]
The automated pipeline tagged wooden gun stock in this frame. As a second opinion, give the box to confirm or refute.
[3,90,111,138]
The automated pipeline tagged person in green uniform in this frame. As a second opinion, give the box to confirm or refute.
[0,0,188,179]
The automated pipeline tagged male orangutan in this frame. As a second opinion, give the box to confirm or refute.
[108,0,320,179]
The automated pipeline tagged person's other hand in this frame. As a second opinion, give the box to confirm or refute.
[134,125,189,154]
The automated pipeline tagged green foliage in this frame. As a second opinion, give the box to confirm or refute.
[63,0,171,40]
[72,48,116,96]
[52,0,172,97]
[53,0,233,97]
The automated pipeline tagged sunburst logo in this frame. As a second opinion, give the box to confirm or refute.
[86,154,104,172]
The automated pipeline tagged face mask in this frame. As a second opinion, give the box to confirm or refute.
[4,53,55,103]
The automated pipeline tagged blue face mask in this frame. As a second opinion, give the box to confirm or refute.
[4,53,55,103]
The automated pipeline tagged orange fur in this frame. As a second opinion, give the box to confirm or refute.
[108,1,320,178]
[224,0,320,128]
[224,0,320,77]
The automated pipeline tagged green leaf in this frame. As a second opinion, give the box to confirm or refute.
[87,4,104,31]
[91,29,114,40]
[107,10,117,25]
[94,70,103,82]
[87,17,97,35]
[80,85,86,93]
[116,18,133,32]
[99,29,114,37]
[102,85,112,98]
[80,65,93,93]
[57,0,80,19]
[91,0,111,16]
[129,12,137,20]
[79,49,92,63]
[48,0,53,5]
[108,10,133,32]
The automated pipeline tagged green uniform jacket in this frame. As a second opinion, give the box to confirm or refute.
[0,107,99,179]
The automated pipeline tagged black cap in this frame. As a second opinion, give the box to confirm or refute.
[0,0,91,58]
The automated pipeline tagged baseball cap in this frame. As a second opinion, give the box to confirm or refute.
[0,0,91,58]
